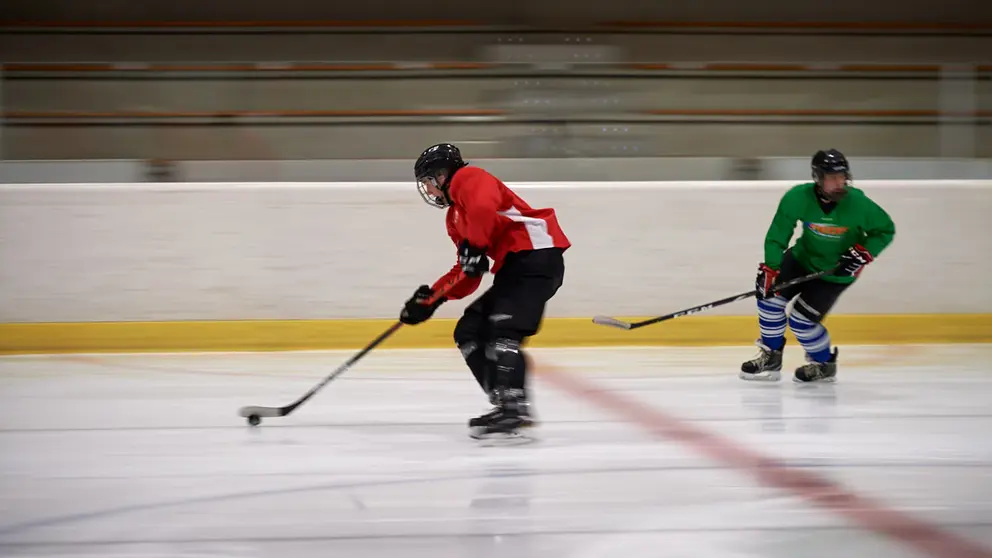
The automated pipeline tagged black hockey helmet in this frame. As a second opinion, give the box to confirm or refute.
[414,143,466,208]
[811,149,852,201]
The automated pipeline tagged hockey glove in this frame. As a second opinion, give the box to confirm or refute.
[835,244,873,278]
[400,285,445,325]
[458,240,490,277]
[755,263,780,300]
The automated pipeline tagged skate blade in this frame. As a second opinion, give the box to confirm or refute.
[469,428,537,446]
[792,376,837,384]
[739,370,782,382]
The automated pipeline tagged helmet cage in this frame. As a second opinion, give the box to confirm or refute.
[416,172,450,209]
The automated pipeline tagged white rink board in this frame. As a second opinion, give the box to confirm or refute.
[1,181,990,323]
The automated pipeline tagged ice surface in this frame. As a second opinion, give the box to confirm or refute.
[0,344,990,558]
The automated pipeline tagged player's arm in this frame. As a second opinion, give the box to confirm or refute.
[763,188,801,270]
[437,216,484,298]
[399,222,482,326]
[450,173,502,276]
[431,260,482,301]
[860,198,896,259]
[756,189,800,298]
[401,266,482,325]
[836,198,896,278]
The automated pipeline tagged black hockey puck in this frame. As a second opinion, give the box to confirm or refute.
[247,414,261,427]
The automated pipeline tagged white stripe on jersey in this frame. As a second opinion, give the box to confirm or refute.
[498,206,555,249]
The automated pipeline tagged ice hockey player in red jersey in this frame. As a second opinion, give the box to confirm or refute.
[399,143,571,440]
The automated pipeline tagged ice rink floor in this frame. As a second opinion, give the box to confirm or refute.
[1,344,991,558]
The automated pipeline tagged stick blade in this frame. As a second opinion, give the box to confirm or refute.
[238,405,286,419]
[592,315,633,330]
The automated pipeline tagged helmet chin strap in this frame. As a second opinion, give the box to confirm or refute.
[432,174,452,206]
[815,182,847,203]
[814,169,850,203]
[433,169,460,207]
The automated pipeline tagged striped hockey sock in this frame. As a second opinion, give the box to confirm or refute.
[757,296,788,351]
[788,310,833,362]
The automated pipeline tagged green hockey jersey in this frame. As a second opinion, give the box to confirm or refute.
[764,182,895,284]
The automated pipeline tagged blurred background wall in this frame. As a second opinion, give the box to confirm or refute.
[0,0,989,182]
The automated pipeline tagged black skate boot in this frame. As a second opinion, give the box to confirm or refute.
[469,389,534,440]
[477,389,535,426]
[793,348,838,383]
[739,340,784,381]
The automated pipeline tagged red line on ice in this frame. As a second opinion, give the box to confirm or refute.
[536,361,992,558]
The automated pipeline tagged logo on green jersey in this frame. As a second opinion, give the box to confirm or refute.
[805,222,849,239]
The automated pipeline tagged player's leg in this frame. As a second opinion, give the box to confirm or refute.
[789,281,849,383]
[740,250,807,381]
[469,248,565,439]
[453,288,498,401]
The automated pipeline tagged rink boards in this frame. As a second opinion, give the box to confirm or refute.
[1,180,990,353]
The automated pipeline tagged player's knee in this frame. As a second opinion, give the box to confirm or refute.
[457,340,480,363]
[788,308,819,333]
[487,325,524,354]
[453,312,484,347]
[790,297,826,325]
[788,311,807,332]
[488,337,521,359]
[485,336,523,369]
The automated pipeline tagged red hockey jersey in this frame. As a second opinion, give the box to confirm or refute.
[430,166,571,300]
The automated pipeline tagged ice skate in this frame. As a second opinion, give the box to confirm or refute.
[793,348,838,383]
[469,389,535,443]
[739,340,784,381]
[480,388,536,425]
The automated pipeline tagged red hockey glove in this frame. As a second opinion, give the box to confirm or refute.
[457,240,490,277]
[400,285,445,325]
[835,244,874,278]
[755,263,780,300]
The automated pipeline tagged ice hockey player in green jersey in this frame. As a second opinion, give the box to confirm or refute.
[740,149,895,383]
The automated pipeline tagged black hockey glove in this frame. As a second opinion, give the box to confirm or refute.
[835,244,873,278]
[400,285,445,325]
[458,240,490,277]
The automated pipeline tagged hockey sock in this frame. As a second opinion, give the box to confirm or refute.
[788,310,832,362]
[458,341,493,394]
[757,296,788,350]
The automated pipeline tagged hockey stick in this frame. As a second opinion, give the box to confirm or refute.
[592,269,830,330]
[238,273,467,424]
